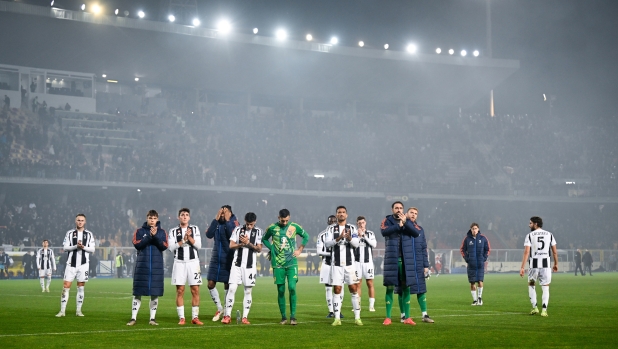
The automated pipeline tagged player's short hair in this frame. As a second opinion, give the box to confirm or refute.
[178,207,190,216]
[407,207,418,213]
[245,212,257,223]
[222,205,233,215]
[278,208,290,218]
[391,201,403,209]
[43,239,49,243]
[327,215,336,222]
[336,205,347,213]
[76,213,86,219]
[147,210,159,218]
[357,216,366,222]
[470,223,479,229]
[530,216,543,228]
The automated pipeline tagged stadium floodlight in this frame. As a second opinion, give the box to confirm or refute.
[306,34,313,41]
[253,27,258,34]
[168,15,176,23]
[314,174,325,178]
[50,1,54,6]
[114,9,119,15]
[384,43,389,50]
[460,49,467,57]
[448,48,454,55]
[330,37,338,45]
[81,4,85,11]
[192,18,201,27]
[92,4,101,14]
[358,41,364,47]
[217,19,231,34]
[137,189,141,192]
[406,43,417,54]
[275,29,287,40]
[436,48,442,54]
[134,77,139,82]
[101,74,107,78]
[473,50,480,57]
[137,10,145,18]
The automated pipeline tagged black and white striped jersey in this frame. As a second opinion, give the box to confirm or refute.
[62,229,95,268]
[230,225,263,269]
[324,224,360,267]
[316,228,332,265]
[355,230,377,264]
[36,248,56,270]
[168,225,202,262]
[524,229,557,268]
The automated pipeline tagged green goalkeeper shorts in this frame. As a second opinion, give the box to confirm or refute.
[273,266,298,285]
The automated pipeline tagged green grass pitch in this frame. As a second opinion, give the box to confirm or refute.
[0,273,616,348]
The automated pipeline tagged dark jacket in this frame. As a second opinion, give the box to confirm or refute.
[582,251,593,266]
[205,215,238,282]
[575,251,582,264]
[132,221,168,296]
[460,230,491,282]
[380,215,429,294]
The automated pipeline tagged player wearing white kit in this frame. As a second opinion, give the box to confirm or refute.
[168,208,204,325]
[324,206,361,326]
[355,216,377,312]
[519,216,558,317]
[37,239,56,292]
[317,215,344,318]
[223,212,263,325]
[56,214,95,317]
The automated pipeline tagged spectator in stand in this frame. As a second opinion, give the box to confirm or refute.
[583,250,593,276]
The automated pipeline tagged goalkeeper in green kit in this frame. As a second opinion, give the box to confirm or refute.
[262,209,309,325]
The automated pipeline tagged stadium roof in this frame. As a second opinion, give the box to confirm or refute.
[0,2,519,108]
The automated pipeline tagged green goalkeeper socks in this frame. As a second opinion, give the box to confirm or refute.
[417,293,427,313]
[402,287,411,319]
[288,281,297,318]
[277,284,286,318]
[385,286,394,318]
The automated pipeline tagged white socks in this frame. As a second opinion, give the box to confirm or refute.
[471,290,478,301]
[243,287,253,319]
[46,276,51,289]
[132,296,141,320]
[177,306,185,319]
[351,293,360,320]
[149,296,158,320]
[333,293,343,319]
[326,286,333,312]
[541,285,549,309]
[478,287,483,298]
[60,288,70,312]
[40,278,45,290]
[225,284,238,317]
[209,288,223,312]
[76,286,84,311]
[528,286,537,308]
[369,297,375,309]
[192,306,199,320]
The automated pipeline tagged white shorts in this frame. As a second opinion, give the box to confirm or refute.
[39,268,53,278]
[330,265,360,286]
[64,264,89,283]
[172,260,202,286]
[355,262,375,280]
[528,268,552,285]
[229,266,257,287]
[319,260,332,284]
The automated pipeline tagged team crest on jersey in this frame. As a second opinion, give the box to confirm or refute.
[469,241,474,245]
[286,225,296,238]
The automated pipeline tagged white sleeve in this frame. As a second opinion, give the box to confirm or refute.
[191,226,202,249]
[255,229,263,246]
[324,228,336,248]
[168,228,179,252]
[550,233,557,246]
[50,250,56,269]
[36,249,41,268]
[349,226,360,248]
[523,234,531,247]
[63,231,77,251]
[230,227,240,243]
[365,231,378,248]
[83,232,95,254]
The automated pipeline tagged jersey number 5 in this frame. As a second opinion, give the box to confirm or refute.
[537,237,545,251]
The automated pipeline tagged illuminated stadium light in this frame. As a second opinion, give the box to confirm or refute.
[114,9,119,15]
[314,174,325,178]
[92,4,101,14]
[50,1,54,6]
[448,48,454,55]
[101,74,107,78]
[406,44,417,54]
[473,50,480,57]
[106,80,118,83]
[330,37,338,45]
[306,34,313,41]
[134,77,139,82]
[137,11,145,18]
[217,19,231,34]
[81,4,85,11]
[168,15,176,23]
[275,29,287,40]
[253,28,258,34]
[192,18,201,27]
[384,44,389,50]
[436,48,442,54]
[358,41,364,47]
[460,49,467,57]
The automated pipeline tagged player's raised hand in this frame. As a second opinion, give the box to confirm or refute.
[150,226,157,236]
[239,234,249,245]
[345,227,352,241]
